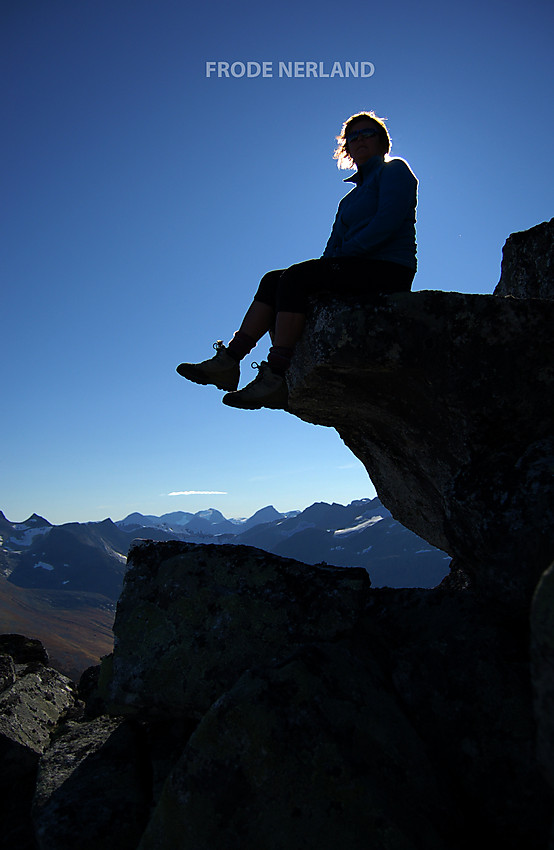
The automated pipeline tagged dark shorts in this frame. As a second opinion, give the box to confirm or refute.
[254,257,415,313]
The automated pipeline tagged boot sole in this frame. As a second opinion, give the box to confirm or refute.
[222,393,288,411]
[176,363,238,392]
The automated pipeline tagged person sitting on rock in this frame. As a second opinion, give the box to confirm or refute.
[177,110,418,410]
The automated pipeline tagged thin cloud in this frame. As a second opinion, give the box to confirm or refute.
[168,490,228,496]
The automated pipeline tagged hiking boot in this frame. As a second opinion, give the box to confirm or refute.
[176,341,240,391]
[222,361,288,410]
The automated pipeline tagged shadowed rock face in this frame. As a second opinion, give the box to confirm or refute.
[288,284,554,609]
[140,641,453,850]
[104,541,369,719]
[494,217,554,298]
[111,542,551,850]
[0,635,76,850]
[33,717,150,850]
[531,562,554,790]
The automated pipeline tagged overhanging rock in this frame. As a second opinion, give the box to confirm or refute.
[288,276,554,607]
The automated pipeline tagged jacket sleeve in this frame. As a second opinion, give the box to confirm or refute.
[339,160,417,257]
[321,204,342,258]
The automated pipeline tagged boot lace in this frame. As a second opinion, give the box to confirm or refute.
[250,361,268,383]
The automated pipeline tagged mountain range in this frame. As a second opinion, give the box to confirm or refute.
[0,498,450,677]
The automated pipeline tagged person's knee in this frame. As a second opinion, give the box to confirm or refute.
[254,269,284,306]
[274,259,322,312]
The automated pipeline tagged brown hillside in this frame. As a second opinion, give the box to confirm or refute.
[0,576,113,680]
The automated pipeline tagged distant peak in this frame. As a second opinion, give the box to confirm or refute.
[24,513,52,527]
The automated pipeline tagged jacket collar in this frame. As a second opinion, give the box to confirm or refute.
[344,154,385,184]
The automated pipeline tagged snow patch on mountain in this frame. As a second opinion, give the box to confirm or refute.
[334,516,384,536]
[7,527,52,547]
[111,551,127,563]
[275,521,317,540]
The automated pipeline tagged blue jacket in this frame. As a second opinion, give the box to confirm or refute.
[322,155,418,269]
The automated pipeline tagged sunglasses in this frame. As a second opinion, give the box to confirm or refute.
[346,128,380,144]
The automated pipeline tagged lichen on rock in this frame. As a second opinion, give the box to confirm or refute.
[140,641,452,850]
[104,540,369,719]
[0,634,76,850]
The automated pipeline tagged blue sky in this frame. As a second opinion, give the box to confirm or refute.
[2,0,553,524]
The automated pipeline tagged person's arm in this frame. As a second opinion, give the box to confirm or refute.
[321,204,343,258]
[340,160,417,256]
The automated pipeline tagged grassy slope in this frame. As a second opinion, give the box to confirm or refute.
[0,576,114,681]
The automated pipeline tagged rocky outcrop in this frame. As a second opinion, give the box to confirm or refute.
[104,541,369,719]
[2,219,554,848]
[84,541,554,848]
[288,284,554,610]
[532,562,554,790]
[33,716,150,850]
[140,639,453,850]
[0,635,75,850]
[494,217,554,298]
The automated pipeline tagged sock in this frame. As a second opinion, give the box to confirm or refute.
[227,330,257,361]
[267,345,294,376]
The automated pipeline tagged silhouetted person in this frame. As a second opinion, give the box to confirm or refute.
[177,111,418,410]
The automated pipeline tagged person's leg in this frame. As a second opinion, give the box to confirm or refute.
[262,259,326,377]
[274,311,306,347]
[236,300,275,339]
[222,262,318,408]
[263,257,415,377]
[221,257,414,409]
[226,269,285,356]
[274,256,415,303]
[227,300,275,360]
[266,311,306,376]
[176,271,282,390]
[235,266,310,374]
[222,308,306,409]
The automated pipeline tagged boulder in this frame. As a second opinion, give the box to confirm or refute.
[0,657,75,755]
[103,540,369,718]
[0,634,75,850]
[0,634,49,666]
[0,653,16,692]
[104,543,551,850]
[363,583,552,847]
[494,217,554,298]
[33,716,150,850]
[531,561,554,791]
[139,641,453,850]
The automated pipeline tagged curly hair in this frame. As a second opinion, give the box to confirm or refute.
[333,111,391,170]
